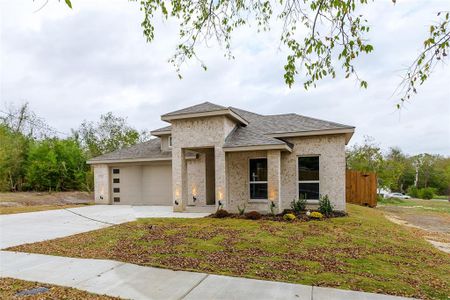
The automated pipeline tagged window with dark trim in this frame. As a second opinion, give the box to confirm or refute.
[168,135,173,148]
[112,169,120,174]
[114,197,120,202]
[249,158,268,199]
[298,156,320,200]
[113,178,120,183]
[113,188,120,193]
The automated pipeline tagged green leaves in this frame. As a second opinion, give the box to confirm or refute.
[64,0,72,9]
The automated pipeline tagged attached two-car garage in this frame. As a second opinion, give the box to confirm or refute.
[110,162,172,205]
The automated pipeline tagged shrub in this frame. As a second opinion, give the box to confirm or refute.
[214,209,230,218]
[318,194,333,217]
[418,187,436,200]
[291,194,307,212]
[237,204,246,215]
[310,211,323,219]
[245,211,262,220]
[269,201,276,216]
[283,213,296,221]
[407,186,419,198]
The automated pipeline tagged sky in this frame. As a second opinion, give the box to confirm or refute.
[1,0,449,155]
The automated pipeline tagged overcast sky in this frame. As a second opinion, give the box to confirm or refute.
[1,0,449,155]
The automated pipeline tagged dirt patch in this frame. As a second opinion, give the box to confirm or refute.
[0,191,94,206]
[381,206,450,254]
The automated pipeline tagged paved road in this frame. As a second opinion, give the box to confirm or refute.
[0,251,412,300]
[0,205,208,249]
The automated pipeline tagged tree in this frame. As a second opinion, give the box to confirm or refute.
[26,138,88,191]
[379,147,407,192]
[346,136,383,174]
[60,0,449,104]
[0,125,30,191]
[74,112,144,158]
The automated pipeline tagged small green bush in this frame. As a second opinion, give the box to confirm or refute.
[318,194,333,217]
[291,194,307,212]
[418,187,436,200]
[237,204,246,215]
[245,211,262,220]
[310,211,323,219]
[407,186,419,198]
[283,213,296,221]
[214,209,230,218]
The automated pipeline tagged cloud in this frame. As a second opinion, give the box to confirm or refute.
[1,0,449,155]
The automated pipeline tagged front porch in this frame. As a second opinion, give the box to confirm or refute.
[172,146,284,214]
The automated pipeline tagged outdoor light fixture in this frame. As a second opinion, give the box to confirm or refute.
[193,196,197,202]
[100,196,103,200]
[175,200,179,205]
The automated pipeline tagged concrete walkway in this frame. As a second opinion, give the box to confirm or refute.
[0,205,208,248]
[0,251,412,300]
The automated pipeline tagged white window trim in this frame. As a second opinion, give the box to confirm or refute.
[297,155,320,201]
[249,157,268,201]
[168,135,172,148]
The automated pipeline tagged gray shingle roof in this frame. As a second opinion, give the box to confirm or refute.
[151,125,172,133]
[224,127,287,148]
[162,102,227,117]
[88,138,171,162]
[90,102,354,162]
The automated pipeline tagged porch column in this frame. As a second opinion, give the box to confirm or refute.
[268,150,282,213]
[214,146,227,210]
[172,147,187,212]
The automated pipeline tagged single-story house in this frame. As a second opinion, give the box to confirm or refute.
[87,102,355,213]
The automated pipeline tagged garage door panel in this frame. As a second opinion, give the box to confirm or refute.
[142,164,172,205]
[111,163,172,205]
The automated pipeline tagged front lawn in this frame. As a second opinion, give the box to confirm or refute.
[9,205,449,299]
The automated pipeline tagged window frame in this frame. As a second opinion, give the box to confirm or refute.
[168,135,172,148]
[297,155,320,201]
[248,157,268,202]
[112,168,120,174]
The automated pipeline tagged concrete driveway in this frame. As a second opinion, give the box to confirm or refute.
[0,205,208,249]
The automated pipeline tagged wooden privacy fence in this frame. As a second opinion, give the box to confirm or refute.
[346,170,377,207]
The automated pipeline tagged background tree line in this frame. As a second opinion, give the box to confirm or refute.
[347,137,450,199]
[0,103,148,192]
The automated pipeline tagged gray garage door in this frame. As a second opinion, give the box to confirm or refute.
[110,163,172,205]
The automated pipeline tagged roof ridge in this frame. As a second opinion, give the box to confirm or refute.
[292,113,354,128]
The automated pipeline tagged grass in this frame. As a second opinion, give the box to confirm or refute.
[0,277,119,300]
[9,205,450,299]
[378,197,450,214]
[0,204,83,215]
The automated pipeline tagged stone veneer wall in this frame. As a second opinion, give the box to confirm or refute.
[280,134,347,211]
[160,135,171,151]
[186,153,207,206]
[171,116,237,211]
[226,134,347,212]
[93,164,110,204]
[226,150,270,212]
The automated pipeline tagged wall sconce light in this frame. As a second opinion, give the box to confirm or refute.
[100,196,103,200]
[192,186,197,202]
[175,200,179,205]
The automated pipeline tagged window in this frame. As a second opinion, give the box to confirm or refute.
[298,156,320,200]
[113,178,120,183]
[114,197,120,202]
[249,158,268,200]
[168,135,172,148]
[112,169,120,174]
[113,188,120,193]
